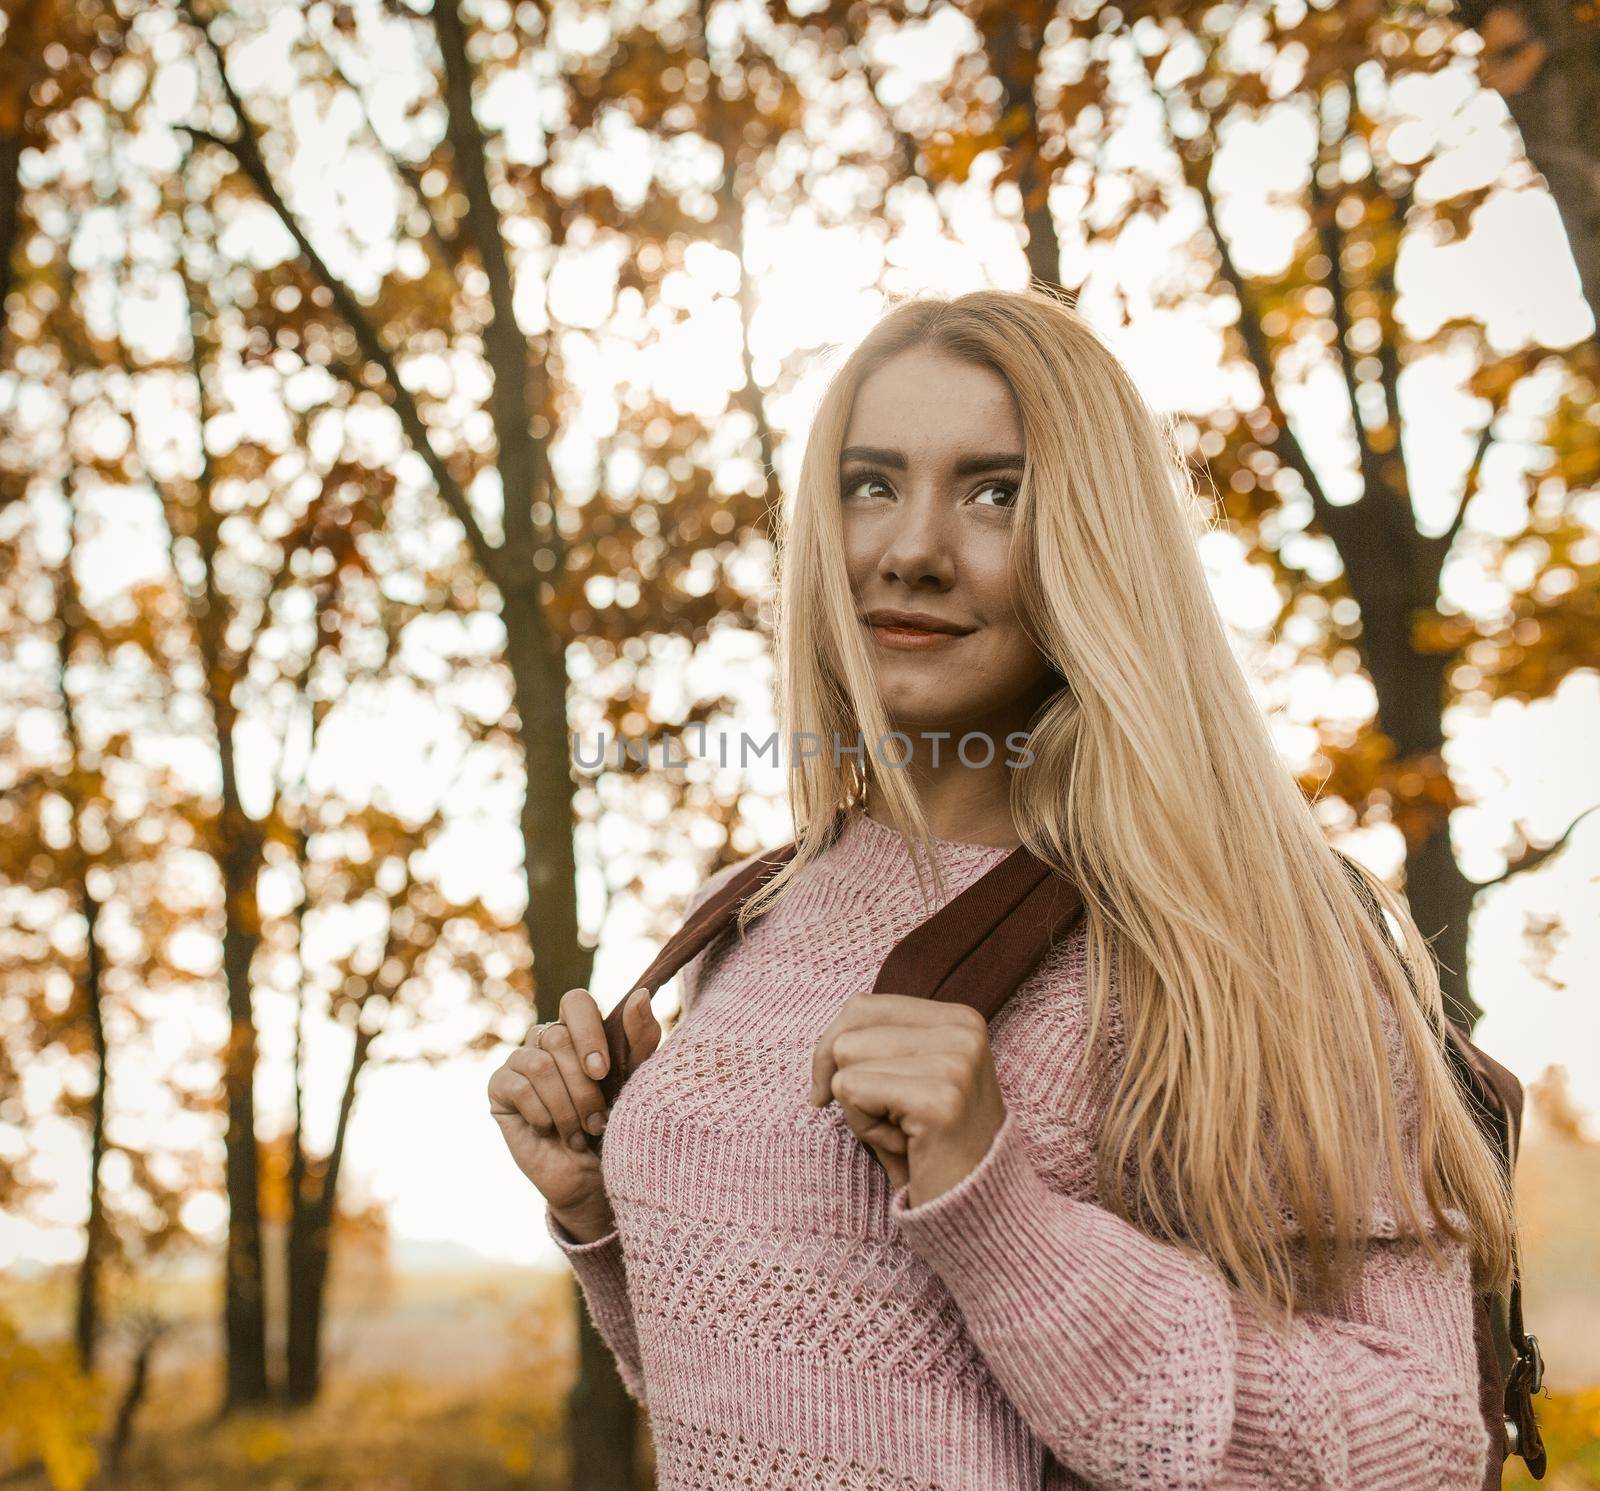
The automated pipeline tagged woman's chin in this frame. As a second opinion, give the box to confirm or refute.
[877,696,987,736]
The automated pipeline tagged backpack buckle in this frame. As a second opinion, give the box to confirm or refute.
[1522,1333,1544,1396]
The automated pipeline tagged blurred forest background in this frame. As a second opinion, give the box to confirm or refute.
[1,0,1598,1487]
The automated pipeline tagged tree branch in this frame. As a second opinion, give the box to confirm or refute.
[320,30,464,278]
[1310,161,1420,574]
[315,1023,374,1225]
[692,0,779,542]
[1309,166,1383,504]
[847,19,953,238]
[1310,78,1424,576]
[1196,154,1351,540]
[0,120,23,360]
[1478,802,1599,889]
[175,3,503,586]
[1150,83,1349,551]
[428,0,545,566]
[982,6,1060,289]
[1373,175,1413,442]
[1430,398,1501,568]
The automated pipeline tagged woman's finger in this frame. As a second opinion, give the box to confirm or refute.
[813,1005,982,1106]
[559,987,612,1080]
[540,1017,611,1137]
[622,986,661,1066]
[507,1037,591,1148]
[487,1065,554,1135]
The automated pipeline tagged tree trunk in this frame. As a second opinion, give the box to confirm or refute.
[103,1321,165,1477]
[500,583,638,1488]
[55,532,111,1376]
[73,888,108,1374]
[569,1312,640,1489]
[284,1192,331,1406]
[204,555,270,1413]
[985,9,1062,290]
[0,123,21,355]
[180,7,650,1463]
[284,819,316,1405]
[692,2,780,551]
[173,259,272,1413]
[1456,0,1600,338]
[1404,825,1481,1033]
[284,1023,369,1404]
[219,871,270,1409]
[198,517,270,1411]
[505,601,588,1002]
[1345,558,1482,1030]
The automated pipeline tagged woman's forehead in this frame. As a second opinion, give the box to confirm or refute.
[844,352,1023,450]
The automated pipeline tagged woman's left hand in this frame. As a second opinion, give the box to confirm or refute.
[810,994,1006,1208]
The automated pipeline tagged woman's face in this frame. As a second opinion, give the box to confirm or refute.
[838,346,1061,742]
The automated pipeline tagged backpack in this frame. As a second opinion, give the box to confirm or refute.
[1334,851,1546,1483]
[594,818,1546,1485]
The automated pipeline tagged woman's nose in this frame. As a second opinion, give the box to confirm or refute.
[876,493,956,587]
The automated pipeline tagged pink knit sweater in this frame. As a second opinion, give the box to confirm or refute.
[545,809,1491,1490]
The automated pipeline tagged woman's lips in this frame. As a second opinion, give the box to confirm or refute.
[867,623,972,650]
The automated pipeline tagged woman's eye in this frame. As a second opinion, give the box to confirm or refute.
[974,481,1019,509]
[840,474,1016,507]
[841,474,890,501]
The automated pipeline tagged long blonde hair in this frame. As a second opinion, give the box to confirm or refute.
[742,285,1515,1331]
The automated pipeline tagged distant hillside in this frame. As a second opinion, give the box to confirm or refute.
[390,1236,514,1275]
[1516,1107,1600,1390]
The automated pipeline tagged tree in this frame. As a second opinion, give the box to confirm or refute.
[793,0,1596,1029]
[0,179,230,1390]
[0,0,129,353]
[1111,1,1596,1027]
[275,782,530,1403]
[1450,0,1600,334]
[138,165,523,1406]
[0,410,206,1381]
[169,0,794,1470]
[2,40,534,1419]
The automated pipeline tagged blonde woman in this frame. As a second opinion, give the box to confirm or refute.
[490,287,1515,1490]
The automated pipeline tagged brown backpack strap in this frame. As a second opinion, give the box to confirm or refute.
[1336,853,1546,1480]
[596,813,1083,1104]
[1442,1023,1547,1480]
[873,848,1084,1018]
[594,842,800,1107]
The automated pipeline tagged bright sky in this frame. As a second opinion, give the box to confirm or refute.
[3,12,1597,1274]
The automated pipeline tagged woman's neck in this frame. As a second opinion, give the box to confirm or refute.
[860,783,1022,850]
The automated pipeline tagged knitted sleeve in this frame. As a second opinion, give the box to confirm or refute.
[887,1100,1492,1491]
[543,852,758,1408]
[545,1207,646,1406]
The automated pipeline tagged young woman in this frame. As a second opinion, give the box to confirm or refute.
[488,287,1516,1490]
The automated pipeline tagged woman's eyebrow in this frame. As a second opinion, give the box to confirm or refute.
[839,445,1025,475]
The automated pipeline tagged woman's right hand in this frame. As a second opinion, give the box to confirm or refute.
[488,985,662,1237]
